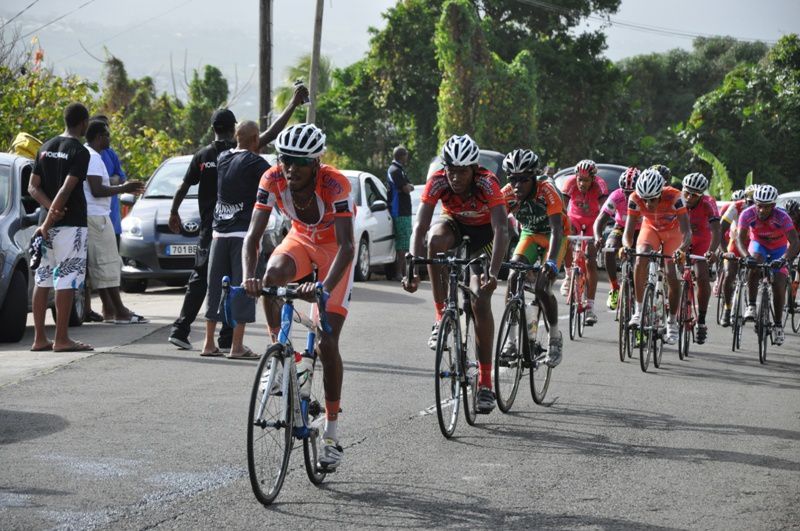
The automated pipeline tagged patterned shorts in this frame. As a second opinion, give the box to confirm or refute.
[393,216,412,251]
[35,226,88,290]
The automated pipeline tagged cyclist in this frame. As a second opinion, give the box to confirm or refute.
[560,159,608,325]
[593,166,640,310]
[719,185,757,326]
[403,134,509,414]
[500,149,567,367]
[242,123,354,471]
[623,168,692,344]
[783,199,800,311]
[736,185,799,346]
[679,173,721,344]
[652,164,674,187]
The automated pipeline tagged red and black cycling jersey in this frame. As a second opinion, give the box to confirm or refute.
[421,167,504,226]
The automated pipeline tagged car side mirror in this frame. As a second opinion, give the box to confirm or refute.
[120,193,137,207]
[21,207,41,229]
[370,200,388,212]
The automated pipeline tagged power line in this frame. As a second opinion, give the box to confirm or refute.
[515,0,777,45]
[0,0,41,31]
[20,0,98,40]
[56,0,193,63]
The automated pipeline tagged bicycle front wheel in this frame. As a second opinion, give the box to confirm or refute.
[568,273,578,341]
[530,305,552,404]
[461,306,478,426]
[757,288,769,364]
[677,282,689,361]
[715,271,725,326]
[434,313,461,438]
[731,281,743,352]
[302,354,327,485]
[494,299,524,413]
[793,283,800,333]
[247,345,292,506]
[652,289,666,369]
[639,287,653,372]
[618,278,631,362]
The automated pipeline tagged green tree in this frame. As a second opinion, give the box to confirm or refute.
[434,0,537,152]
[274,53,332,123]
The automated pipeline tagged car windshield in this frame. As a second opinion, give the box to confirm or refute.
[347,176,361,205]
[0,165,9,212]
[144,159,196,198]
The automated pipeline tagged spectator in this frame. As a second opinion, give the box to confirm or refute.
[89,115,127,247]
[83,120,148,323]
[387,146,414,281]
[27,103,93,352]
[202,121,268,358]
[167,85,308,351]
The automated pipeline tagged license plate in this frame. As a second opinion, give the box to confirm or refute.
[166,244,197,256]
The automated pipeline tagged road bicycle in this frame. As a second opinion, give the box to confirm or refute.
[566,232,594,340]
[746,260,783,364]
[616,250,636,362]
[626,249,669,372]
[783,261,800,334]
[494,261,552,412]
[220,276,333,506]
[726,255,748,352]
[406,246,487,439]
[676,254,707,360]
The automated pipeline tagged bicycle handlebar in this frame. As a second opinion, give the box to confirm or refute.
[501,261,542,272]
[219,275,333,334]
[567,235,594,242]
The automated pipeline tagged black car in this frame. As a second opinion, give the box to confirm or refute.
[0,153,85,342]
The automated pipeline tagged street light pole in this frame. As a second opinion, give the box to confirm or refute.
[307,0,324,124]
[259,0,272,132]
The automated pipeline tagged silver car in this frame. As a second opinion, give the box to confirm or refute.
[119,155,288,293]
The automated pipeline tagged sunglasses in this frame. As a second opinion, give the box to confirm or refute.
[279,154,315,167]
[508,175,533,185]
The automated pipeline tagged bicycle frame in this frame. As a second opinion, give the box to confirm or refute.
[505,263,548,367]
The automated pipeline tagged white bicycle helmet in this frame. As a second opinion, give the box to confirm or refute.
[275,123,326,158]
[503,149,540,174]
[731,189,745,201]
[575,159,597,176]
[682,172,709,193]
[753,184,778,204]
[635,168,665,199]
[441,134,480,166]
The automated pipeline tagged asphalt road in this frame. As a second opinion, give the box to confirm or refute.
[1,279,798,530]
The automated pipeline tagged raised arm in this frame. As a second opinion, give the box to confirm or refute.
[258,85,309,149]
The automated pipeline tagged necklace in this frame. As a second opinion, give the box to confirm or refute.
[292,191,316,211]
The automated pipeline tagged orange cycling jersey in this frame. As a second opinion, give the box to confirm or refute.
[627,186,687,232]
[255,164,354,244]
[421,167,505,226]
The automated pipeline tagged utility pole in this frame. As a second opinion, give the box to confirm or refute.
[259,0,272,132]
[307,0,324,123]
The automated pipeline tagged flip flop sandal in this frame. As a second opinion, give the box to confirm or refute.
[200,348,223,357]
[114,314,150,324]
[30,343,53,352]
[226,347,258,359]
[53,341,94,352]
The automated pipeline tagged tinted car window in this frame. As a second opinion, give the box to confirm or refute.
[145,160,197,198]
[0,164,9,213]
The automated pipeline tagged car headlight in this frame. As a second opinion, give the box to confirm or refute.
[121,216,144,239]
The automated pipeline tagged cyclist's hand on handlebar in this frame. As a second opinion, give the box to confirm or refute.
[745,255,759,267]
[402,274,419,293]
[296,281,318,302]
[673,249,686,264]
[771,257,787,269]
[618,246,632,260]
[479,273,498,294]
[243,277,263,298]
[705,250,717,264]
[544,259,559,280]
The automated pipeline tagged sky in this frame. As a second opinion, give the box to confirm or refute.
[1,0,799,118]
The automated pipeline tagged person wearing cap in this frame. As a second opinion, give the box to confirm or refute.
[167,85,309,350]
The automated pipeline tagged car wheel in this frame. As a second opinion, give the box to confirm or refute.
[354,236,371,282]
[121,279,148,293]
[0,270,28,342]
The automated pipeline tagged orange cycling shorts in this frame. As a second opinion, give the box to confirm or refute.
[271,230,354,317]
[636,224,682,256]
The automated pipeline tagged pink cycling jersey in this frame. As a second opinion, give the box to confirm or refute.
[738,205,794,250]
[601,188,641,229]
[562,174,608,219]
[687,195,720,242]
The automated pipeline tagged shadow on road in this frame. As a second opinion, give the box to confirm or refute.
[0,409,69,444]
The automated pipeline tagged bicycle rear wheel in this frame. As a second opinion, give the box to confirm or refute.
[247,345,292,506]
[731,280,743,352]
[793,284,800,333]
[568,272,578,341]
[461,306,478,426]
[434,313,461,438]
[302,354,327,485]
[617,278,630,363]
[494,299,524,413]
[577,277,586,338]
[530,305,552,404]
[639,286,653,372]
[715,271,725,326]
[677,282,689,361]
